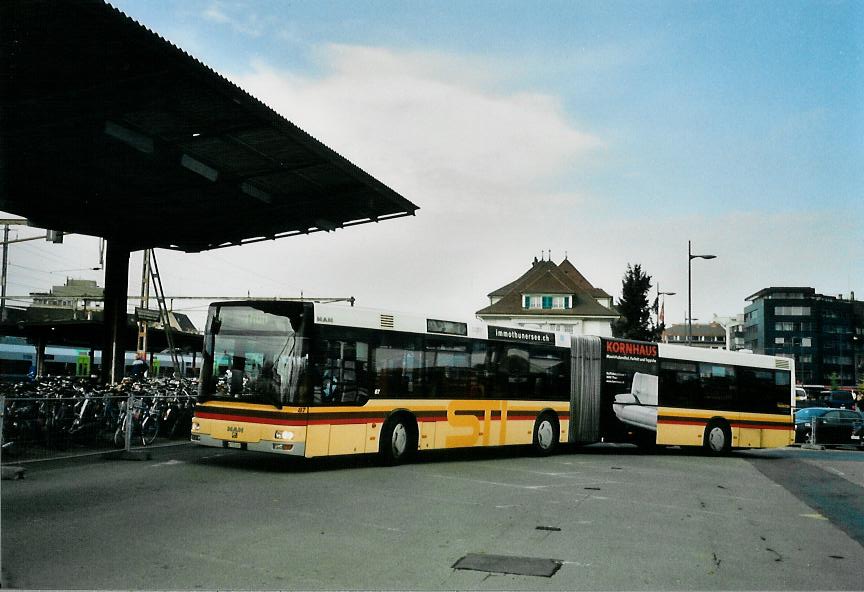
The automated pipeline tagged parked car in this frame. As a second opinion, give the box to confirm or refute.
[793,387,815,411]
[852,418,864,448]
[794,407,863,445]
[818,390,856,409]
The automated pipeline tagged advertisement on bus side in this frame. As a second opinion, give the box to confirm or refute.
[600,338,659,439]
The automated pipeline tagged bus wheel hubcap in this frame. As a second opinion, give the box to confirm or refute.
[538,421,553,449]
[709,428,724,451]
[392,424,407,456]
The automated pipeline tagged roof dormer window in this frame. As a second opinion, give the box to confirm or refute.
[523,294,571,310]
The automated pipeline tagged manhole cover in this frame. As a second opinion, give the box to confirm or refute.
[452,553,562,577]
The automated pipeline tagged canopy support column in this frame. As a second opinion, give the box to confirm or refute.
[101,240,130,384]
[35,335,46,378]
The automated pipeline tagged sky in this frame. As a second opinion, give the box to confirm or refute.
[3,0,863,330]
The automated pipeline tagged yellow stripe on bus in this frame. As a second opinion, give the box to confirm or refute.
[195,399,570,457]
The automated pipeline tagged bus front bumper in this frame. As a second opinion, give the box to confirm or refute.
[191,433,306,456]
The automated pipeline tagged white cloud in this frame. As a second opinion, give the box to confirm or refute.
[201,2,264,37]
[234,46,603,202]
[202,4,230,24]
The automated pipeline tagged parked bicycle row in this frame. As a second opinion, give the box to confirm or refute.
[1,376,197,459]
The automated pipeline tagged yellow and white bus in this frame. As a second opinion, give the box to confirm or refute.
[191,301,794,462]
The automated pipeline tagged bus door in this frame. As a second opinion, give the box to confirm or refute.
[310,334,373,457]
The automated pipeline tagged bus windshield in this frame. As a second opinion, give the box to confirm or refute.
[198,302,308,407]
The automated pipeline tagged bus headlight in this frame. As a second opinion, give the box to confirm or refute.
[274,430,294,440]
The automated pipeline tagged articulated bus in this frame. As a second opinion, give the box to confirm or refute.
[191,301,794,462]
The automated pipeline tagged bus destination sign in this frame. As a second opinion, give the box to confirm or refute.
[488,326,554,345]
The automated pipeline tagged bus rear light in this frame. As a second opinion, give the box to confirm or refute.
[191,422,200,432]
[274,430,294,440]
[273,443,294,451]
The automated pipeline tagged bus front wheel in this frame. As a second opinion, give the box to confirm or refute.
[703,420,731,455]
[379,414,417,465]
[532,413,559,456]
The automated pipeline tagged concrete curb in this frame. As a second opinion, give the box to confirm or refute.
[103,449,152,461]
[1,465,26,480]
[1,439,190,465]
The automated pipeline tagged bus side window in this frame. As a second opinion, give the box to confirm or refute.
[659,360,698,408]
[372,333,423,398]
[313,339,370,405]
[495,345,529,399]
[699,363,736,409]
[424,338,470,399]
[529,347,568,401]
[468,341,488,399]
[738,368,788,414]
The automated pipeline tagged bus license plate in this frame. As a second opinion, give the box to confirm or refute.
[226,441,242,448]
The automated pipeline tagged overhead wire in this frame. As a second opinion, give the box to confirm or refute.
[15,242,90,268]
[190,250,297,292]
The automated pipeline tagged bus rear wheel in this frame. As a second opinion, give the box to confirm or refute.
[532,413,559,456]
[379,414,417,465]
[703,420,731,455]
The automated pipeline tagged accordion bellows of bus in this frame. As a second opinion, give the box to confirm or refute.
[191,301,795,463]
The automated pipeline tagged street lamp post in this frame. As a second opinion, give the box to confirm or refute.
[688,240,716,346]
[656,283,675,331]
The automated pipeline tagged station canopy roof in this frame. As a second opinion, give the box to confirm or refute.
[2,318,203,353]
[0,0,418,253]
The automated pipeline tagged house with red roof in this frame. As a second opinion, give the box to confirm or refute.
[476,256,618,336]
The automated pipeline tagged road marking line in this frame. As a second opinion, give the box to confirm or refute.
[151,459,185,467]
[800,513,828,520]
[561,561,593,567]
[425,472,549,490]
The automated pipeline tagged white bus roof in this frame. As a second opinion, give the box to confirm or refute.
[310,301,573,347]
[658,342,792,371]
[309,302,793,372]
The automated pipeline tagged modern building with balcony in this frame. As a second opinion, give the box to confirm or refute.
[743,287,862,386]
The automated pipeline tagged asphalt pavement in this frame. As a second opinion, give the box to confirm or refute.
[2,443,863,590]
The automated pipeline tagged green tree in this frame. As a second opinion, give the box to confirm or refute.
[612,263,663,341]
